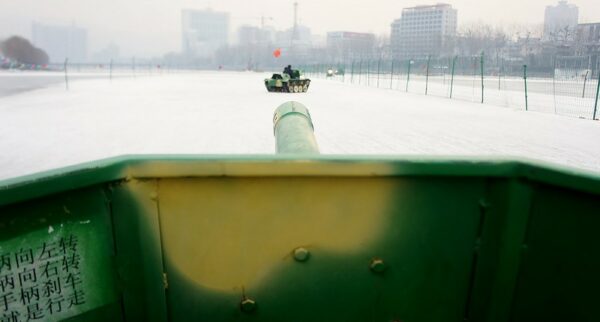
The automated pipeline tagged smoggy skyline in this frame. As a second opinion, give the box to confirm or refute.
[1,0,599,58]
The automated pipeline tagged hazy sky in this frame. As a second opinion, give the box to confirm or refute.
[1,0,599,58]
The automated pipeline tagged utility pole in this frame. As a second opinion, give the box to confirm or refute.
[293,2,298,41]
[289,2,299,59]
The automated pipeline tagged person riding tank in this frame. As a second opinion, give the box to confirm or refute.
[283,65,293,78]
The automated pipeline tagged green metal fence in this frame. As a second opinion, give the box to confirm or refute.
[300,54,600,120]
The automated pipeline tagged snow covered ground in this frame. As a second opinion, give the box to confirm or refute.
[329,73,599,119]
[0,71,138,97]
[1,71,599,180]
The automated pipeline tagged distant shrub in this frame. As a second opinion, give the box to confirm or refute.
[0,36,49,65]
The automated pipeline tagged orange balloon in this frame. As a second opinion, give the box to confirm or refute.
[273,48,281,58]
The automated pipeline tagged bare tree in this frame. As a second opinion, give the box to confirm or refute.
[548,25,576,44]
[455,23,508,57]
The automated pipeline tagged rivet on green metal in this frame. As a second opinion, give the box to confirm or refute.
[293,247,310,262]
[370,258,387,274]
[240,298,257,313]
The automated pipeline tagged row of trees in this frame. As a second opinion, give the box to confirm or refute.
[0,36,49,65]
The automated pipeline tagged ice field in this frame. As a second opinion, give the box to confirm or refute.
[1,71,600,180]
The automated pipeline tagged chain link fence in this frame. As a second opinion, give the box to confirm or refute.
[2,57,185,92]
[302,54,600,120]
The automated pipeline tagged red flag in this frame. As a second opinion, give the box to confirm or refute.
[273,48,281,58]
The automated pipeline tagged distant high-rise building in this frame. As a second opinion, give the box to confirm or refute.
[543,1,579,42]
[576,23,600,55]
[31,22,87,63]
[238,26,261,46]
[237,25,274,46]
[326,31,376,59]
[390,3,457,58]
[275,25,312,46]
[182,9,230,58]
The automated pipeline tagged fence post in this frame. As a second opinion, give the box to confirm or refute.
[351,61,355,84]
[499,57,503,90]
[64,58,69,90]
[377,57,382,88]
[593,71,600,120]
[406,59,412,92]
[553,57,558,114]
[524,64,529,111]
[480,51,485,103]
[358,60,362,85]
[390,60,395,89]
[109,58,113,81]
[425,55,431,95]
[367,60,371,87]
[582,70,589,98]
[450,56,457,98]
[132,56,136,78]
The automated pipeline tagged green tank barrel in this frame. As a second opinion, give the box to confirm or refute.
[273,101,319,154]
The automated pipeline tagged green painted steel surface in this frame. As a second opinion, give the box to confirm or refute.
[273,102,319,154]
[0,186,120,321]
[0,156,599,321]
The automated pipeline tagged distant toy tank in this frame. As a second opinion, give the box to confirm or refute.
[265,69,311,93]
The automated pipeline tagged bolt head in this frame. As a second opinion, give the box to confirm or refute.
[240,298,256,313]
[370,258,387,273]
[293,247,310,262]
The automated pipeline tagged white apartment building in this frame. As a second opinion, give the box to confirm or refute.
[543,1,579,42]
[390,3,457,58]
[182,9,230,58]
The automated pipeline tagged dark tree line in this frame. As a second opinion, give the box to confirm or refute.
[1,36,49,65]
